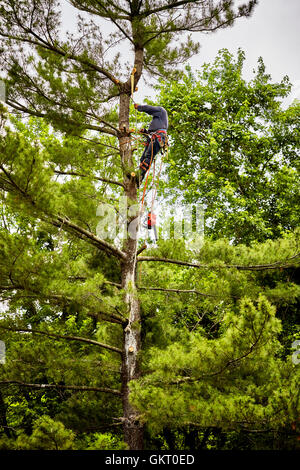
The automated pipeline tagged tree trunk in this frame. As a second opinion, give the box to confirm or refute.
[119,91,144,450]
[121,254,144,450]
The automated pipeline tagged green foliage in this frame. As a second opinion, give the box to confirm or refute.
[14,415,75,450]
[84,432,128,450]
[0,106,299,450]
[132,296,299,439]
[158,49,300,243]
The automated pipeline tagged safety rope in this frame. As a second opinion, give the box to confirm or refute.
[128,66,168,247]
[151,146,165,213]
[139,136,155,214]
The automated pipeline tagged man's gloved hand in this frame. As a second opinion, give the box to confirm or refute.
[134,103,139,109]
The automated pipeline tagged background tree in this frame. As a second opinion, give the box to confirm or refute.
[157,48,300,243]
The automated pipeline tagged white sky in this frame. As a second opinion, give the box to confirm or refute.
[187,0,300,107]
[189,0,300,83]
[60,0,300,106]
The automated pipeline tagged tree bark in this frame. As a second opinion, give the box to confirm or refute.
[119,90,144,450]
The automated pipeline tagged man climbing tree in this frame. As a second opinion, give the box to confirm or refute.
[133,104,168,186]
[0,0,262,450]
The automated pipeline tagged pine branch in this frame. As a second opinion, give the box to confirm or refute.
[6,99,118,137]
[69,0,131,20]
[142,15,233,46]
[7,68,119,133]
[51,216,126,260]
[139,1,257,48]
[0,285,72,304]
[137,253,300,271]
[0,29,121,85]
[0,326,123,355]
[0,164,124,259]
[68,277,122,289]
[139,0,255,24]
[69,1,133,42]
[0,380,121,396]
[53,170,124,188]
[0,162,125,259]
[139,0,206,17]
[79,135,119,151]
[0,285,126,325]
[137,285,217,297]
[166,311,269,386]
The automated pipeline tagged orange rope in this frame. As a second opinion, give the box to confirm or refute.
[151,155,163,212]
[139,137,155,213]
[140,135,168,219]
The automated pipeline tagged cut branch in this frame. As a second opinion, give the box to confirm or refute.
[136,243,147,256]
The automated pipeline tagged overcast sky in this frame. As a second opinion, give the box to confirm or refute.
[61,1,300,105]
[189,0,300,82]
[187,0,300,106]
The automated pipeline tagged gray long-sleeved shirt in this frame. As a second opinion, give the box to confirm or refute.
[137,105,168,132]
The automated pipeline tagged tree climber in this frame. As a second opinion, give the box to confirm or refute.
[133,104,168,187]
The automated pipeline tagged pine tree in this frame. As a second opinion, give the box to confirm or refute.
[3,1,299,452]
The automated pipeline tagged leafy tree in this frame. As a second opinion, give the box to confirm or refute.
[157,48,300,243]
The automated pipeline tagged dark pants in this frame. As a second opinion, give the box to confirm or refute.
[139,133,167,180]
